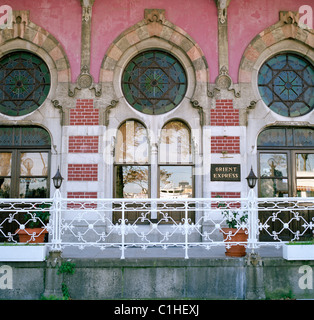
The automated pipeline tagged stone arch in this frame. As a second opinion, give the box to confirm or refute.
[100,9,209,110]
[238,11,314,84]
[0,10,71,83]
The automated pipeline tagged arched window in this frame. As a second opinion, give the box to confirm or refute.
[0,51,51,116]
[257,126,314,197]
[0,126,51,198]
[114,120,149,199]
[159,121,193,199]
[258,53,314,117]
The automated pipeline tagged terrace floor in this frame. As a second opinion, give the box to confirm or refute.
[61,245,283,260]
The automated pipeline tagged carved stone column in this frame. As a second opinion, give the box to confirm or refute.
[80,0,94,70]
[69,0,101,96]
[215,0,231,71]
[209,0,240,98]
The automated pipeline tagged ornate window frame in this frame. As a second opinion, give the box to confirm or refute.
[251,40,314,119]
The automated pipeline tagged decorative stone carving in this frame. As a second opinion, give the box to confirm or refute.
[208,66,240,98]
[144,9,166,24]
[279,11,299,26]
[247,100,257,110]
[68,65,101,97]
[77,65,93,88]
[104,100,119,126]
[12,11,29,38]
[215,0,231,24]
[80,0,95,22]
[190,100,204,126]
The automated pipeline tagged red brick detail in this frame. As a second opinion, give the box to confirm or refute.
[69,136,99,153]
[211,192,241,208]
[70,99,99,125]
[67,192,97,198]
[211,99,239,126]
[211,192,241,198]
[68,164,98,181]
[67,192,97,209]
[211,136,240,154]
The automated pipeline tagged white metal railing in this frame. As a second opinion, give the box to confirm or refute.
[0,190,313,259]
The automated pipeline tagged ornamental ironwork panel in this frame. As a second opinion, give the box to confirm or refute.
[0,51,51,116]
[258,53,314,117]
[122,50,187,115]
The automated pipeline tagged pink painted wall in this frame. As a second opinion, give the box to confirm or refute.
[90,0,218,82]
[2,0,311,84]
[3,0,81,82]
[228,0,311,82]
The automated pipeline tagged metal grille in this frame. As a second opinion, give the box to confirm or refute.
[0,51,51,116]
[258,53,314,117]
[1,193,313,259]
[122,50,187,115]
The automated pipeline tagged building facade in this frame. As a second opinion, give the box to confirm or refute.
[0,0,313,217]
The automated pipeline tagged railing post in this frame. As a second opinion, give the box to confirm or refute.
[120,201,125,259]
[184,200,189,259]
[248,189,258,252]
[51,189,62,252]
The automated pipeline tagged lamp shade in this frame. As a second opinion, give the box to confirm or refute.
[52,167,63,189]
[246,167,258,189]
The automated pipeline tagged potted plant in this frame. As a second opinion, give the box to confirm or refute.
[217,198,248,257]
[16,203,51,243]
[283,238,314,260]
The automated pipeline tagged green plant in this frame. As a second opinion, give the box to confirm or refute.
[24,203,51,228]
[287,237,314,245]
[57,261,76,300]
[57,261,76,275]
[216,195,248,229]
[61,283,70,300]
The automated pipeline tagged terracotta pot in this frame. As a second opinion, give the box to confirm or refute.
[221,228,248,257]
[16,228,48,243]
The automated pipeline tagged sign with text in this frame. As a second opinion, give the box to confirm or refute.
[211,164,241,181]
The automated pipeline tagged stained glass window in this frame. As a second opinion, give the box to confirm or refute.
[0,126,51,147]
[258,53,314,117]
[257,127,314,148]
[122,50,187,115]
[0,51,51,116]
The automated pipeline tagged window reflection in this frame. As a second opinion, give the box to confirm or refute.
[19,178,48,198]
[260,154,287,177]
[296,153,314,197]
[0,153,12,198]
[20,153,48,177]
[259,153,288,197]
[115,121,148,164]
[115,165,149,198]
[159,121,191,164]
[159,166,193,199]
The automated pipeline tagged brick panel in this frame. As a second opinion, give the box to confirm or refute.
[68,164,98,181]
[67,192,98,209]
[211,192,241,208]
[67,192,97,198]
[211,136,240,154]
[70,99,99,125]
[211,99,239,126]
[211,192,241,198]
[69,136,99,153]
